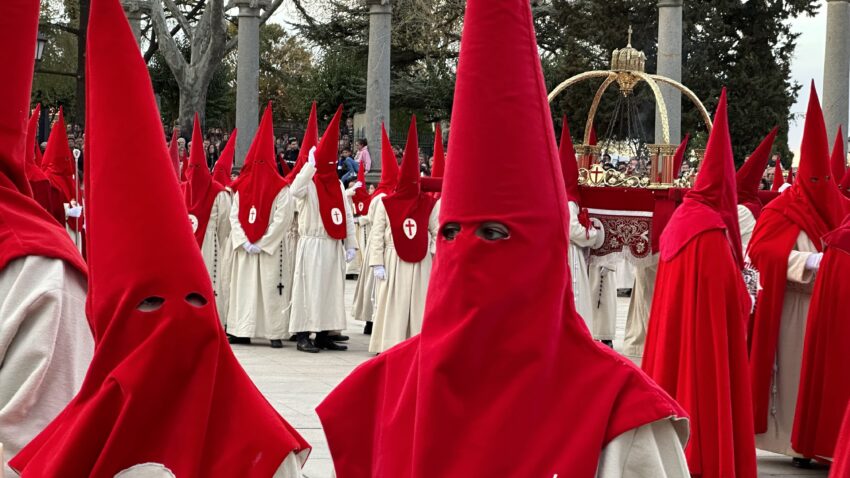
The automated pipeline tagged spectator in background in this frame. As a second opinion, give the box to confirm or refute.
[338,147,359,187]
[206,143,219,169]
[283,138,299,170]
[354,138,371,173]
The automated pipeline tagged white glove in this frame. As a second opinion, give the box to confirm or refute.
[308,146,317,167]
[372,265,386,280]
[242,243,262,254]
[66,206,83,218]
[804,252,823,271]
[353,181,363,189]
[778,183,792,193]
[345,248,356,263]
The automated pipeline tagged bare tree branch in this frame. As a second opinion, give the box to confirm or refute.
[150,0,189,82]
[161,0,194,40]
[259,0,285,25]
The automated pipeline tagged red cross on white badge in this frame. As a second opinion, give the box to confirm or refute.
[331,208,343,225]
[403,218,418,239]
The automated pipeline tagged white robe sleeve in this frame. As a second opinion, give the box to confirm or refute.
[737,204,756,251]
[569,201,600,248]
[0,257,93,475]
[342,184,358,250]
[229,192,249,250]
[787,231,817,284]
[368,199,388,268]
[595,418,690,478]
[271,452,306,477]
[289,163,316,200]
[256,189,292,255]
[429,200,440,255]
[215,192,232,254]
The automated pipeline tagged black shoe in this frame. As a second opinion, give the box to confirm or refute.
[601,340,613,348]
[227,335,251,345]
[330,334,349,342]
[270,339,284,349]
[296,335,320,353]
[316,332,348,351]
[364,322,373,335]
[287,335,297,342]
[346,273,358,280]
[791,458,812,469]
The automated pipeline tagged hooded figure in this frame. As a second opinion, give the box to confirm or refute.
[316,1,689,476]
[10,0,310,475]
[42,106,85,249]
[24,105,66,224]
[736,128,778,249]
[367,118,439,354]
[672,133,690,179]
[167,127,180,179]
[642,90,757,478]
[351,124,400,333]
[791,213,850,461]
[772,160,786,192]
[184,113,232,321]
[560,115,605,331]
[343,155,370,275]
[227,105,297,347]
[0,2,92,473]
[431,122,446,179]
[747,84,849,461]
[211,128,236,188]
[288,107,358,353]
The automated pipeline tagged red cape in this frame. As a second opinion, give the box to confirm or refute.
[644,230,756,477]
[312,106,347,240]
[832,405,850,477]
[184,114,225,246]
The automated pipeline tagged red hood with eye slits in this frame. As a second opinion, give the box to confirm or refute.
[10,0,309,475]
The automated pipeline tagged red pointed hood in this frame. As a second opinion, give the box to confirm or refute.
[431,123,446,178]
[317,0,684,475]
[312,105,348,239]
[184,113,225,245]
[351,153,371,216]
[787,164,795,184]
[374,124,399,197]
[736,127,778,218]
[382,117,437,263]
[24,103,49,186]
[559,115,581,203]
[662,89,744,268]
[672,133,690,177]
[211,128,236,187]
[0,0,85,275]
[236,105,287,244]
[284,101,318,184]
[167,127,180,178]
[771,160,785,191]
[831,126,846,184]
[11,0,308,474]
[841,167,850,196]
[42,107,78,201]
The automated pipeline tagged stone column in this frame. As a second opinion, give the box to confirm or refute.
[824,0,850,145]
[655,0,683,144]
[121,0,147,47]
[234,0,268,166]
[365,0,392,178]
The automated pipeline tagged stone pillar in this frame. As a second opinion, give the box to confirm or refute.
[655,0,683,144]
[121,0,147,47]
[824,0,850,145]
[234,0,268,166]
[365,0,392,177]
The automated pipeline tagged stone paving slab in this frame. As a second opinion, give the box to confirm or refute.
[234,280,829,477]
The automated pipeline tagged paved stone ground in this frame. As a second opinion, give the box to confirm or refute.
[232,280,830,477]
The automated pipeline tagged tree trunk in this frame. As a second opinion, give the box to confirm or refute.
[178,84,207,138]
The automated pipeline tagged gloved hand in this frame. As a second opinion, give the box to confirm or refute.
[308,146,317,167]
[353,181,363,190]
[66,206,83,218]
[345,248,357,263]
[372,265,386,280]
[805,252,823,271]
[243,243,262,254]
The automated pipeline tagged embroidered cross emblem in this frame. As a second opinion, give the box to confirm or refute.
[331,208,343,225]
[403,218,418,239]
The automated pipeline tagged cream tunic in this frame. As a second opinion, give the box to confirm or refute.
[0,257,93,476]
[288,163,357,334]
[755,231,817,457]
[568,201,605,330]
[367,199,439,353]
[344,186,365,276]
[226,187,295,340]
[199,191,232,324]
[589,264,618,341]
[350,192,387,323]
[623,257,658,364]
[738,204,757,250]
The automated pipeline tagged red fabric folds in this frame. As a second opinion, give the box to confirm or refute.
[373,124,399,198]
[312,106,347,240]
[772,161,785,192]
[42,107,84,232]
[833,405,850,477]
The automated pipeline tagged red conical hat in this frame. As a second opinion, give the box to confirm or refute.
[25,104,50,186]
[662,89,744,268]
[558,115,580,203]
[382,117,437,263]
[236,105,288,244]
[11,0,309,474]
[373,123,399,197]
[736,127,778,218]
[831,126,846,185]
[167,127,180,178]
[841,167,850,196]
[317,0,685,475]
[351,155,371,216]
[42,107,78,203]
[284,102,319,184]
[431,122,445,178]
[211,128,236,187]
[184,113,225,245]
[787,163,795,184]
[672,133,690,178]
[312,105,347,239]
[0,0,85,275]
[771,159,785,191]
